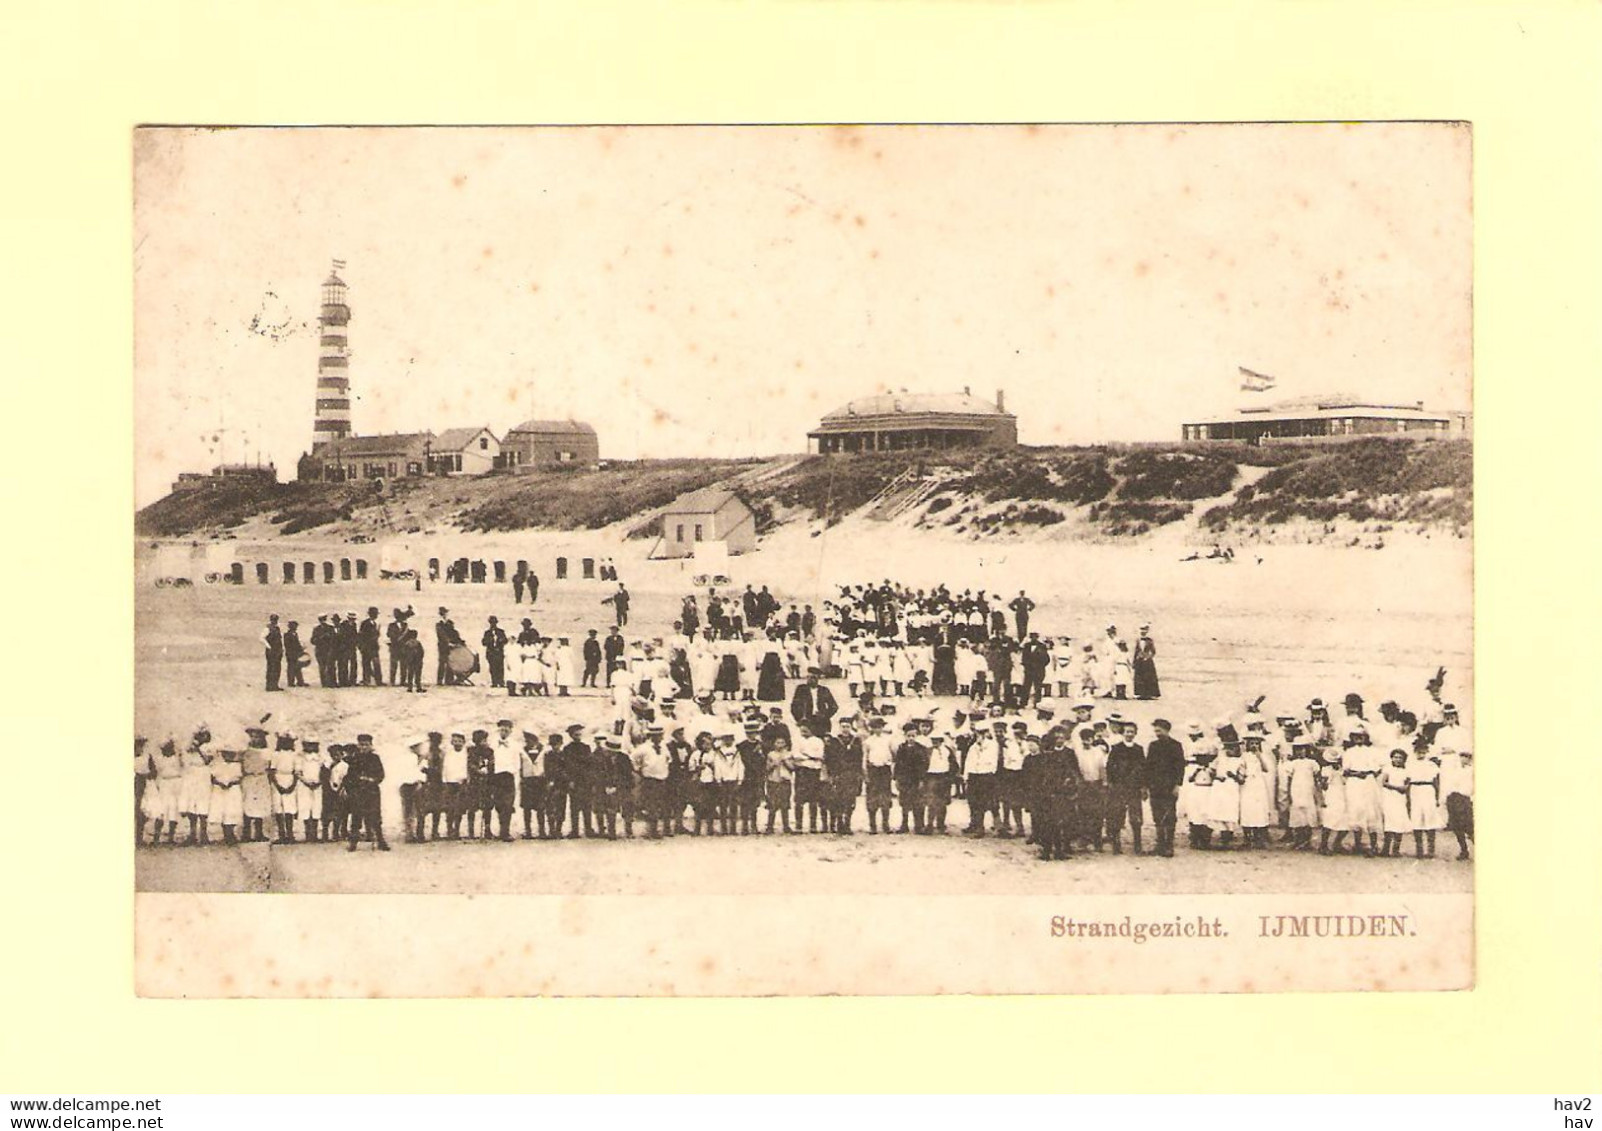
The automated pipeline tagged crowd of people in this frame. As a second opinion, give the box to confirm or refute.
[204,575,1473,866]
[137,677,1472,863]
[820,581,1162,703]
[255,579,1161,716]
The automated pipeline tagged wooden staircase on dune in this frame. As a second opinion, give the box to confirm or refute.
[865,468,941,522]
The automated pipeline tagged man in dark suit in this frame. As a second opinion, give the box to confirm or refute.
[602,583,630,626]
[986,634,1016,708]
[283,620,307,688]
[1104,721,1149,855]
[603,628,626,687]
[359,607,384,686]
[310,615,334,687]
[892,722,930,835]
[582,629,603,688]
[1020,632,1051,706]
[262,615,284,692]
[336,613,359,687]
[1034,724,1083,861]
[789,669,839,735]
[344,733,390,851]
[561,725,594,839]
[434,608,461,686]
[385,609,406,686]
[1143,718,1187,858]
[1009,590,1036,639]
[482,616,509,688]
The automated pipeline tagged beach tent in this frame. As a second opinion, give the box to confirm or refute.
[150,544,194,580]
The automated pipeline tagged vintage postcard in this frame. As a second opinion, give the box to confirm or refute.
[132,124,1472,996]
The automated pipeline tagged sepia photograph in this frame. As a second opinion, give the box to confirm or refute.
[131,123,1473,996]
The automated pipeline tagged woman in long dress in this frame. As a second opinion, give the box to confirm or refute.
[550,638,575,697]
[931,641,958,696]
[738,633,760,701]
[714,639,742,701]
[756,635,787,701]
[690,636,719,700]
[1132,627,1161,700]
[1342,738,1383,856]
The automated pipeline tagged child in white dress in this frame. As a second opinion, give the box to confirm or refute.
[1380,749,1412,857]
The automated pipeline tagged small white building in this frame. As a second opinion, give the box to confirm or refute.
[650,488,758,560]
[430,427,501,476]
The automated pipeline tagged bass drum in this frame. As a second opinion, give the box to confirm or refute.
[447,644,480,677]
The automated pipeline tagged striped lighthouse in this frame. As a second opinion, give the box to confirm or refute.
[311,260,353,452]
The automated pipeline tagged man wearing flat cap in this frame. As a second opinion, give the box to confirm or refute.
[344,733,389,851]
[893,721,929,835]
[562,724,596,839]
[541,731,572,838]
[464,730,495,840]
[1144,719,1186,857]
[826,716,864,835]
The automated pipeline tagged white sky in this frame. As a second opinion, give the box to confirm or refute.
[133,124,1471,505]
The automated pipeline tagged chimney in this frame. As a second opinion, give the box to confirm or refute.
[996,388,1006,413]
[963,385,970,395]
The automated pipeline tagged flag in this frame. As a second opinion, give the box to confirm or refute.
[1239,366,1277,392]
[331,258,347,271]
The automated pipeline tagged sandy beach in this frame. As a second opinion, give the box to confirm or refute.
[134,519,1472,896]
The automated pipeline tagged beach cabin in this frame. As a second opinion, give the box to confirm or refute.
[650,488,757,560]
